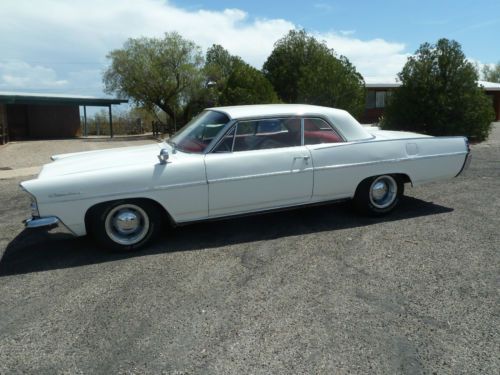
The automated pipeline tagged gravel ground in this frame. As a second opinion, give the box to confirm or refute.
[0,126,498,374]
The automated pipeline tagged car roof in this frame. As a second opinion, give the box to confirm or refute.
[207,104,372,142]
[208,104,344,119]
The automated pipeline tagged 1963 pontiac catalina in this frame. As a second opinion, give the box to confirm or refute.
[20,104,471,251]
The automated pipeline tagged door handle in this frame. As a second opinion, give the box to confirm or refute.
[293,155,310,165]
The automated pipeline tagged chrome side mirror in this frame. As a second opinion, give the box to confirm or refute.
[158,148,169,164]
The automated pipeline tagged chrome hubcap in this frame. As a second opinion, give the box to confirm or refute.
[105,204,150,245]
[115,211,140,233]
[372,181,388,201]
[369,176,397,209]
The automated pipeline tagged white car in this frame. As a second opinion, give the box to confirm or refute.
[20,104,471,251]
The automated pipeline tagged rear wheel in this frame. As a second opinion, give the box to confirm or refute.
[354,175,404,216]
[89,200,163,251]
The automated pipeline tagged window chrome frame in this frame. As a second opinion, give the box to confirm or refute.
[204,118,237,154]
[206,114,347,154]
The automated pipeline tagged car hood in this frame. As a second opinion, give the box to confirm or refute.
[38,143,168,178]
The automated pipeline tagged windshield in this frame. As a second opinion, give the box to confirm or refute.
[168,110,231,153]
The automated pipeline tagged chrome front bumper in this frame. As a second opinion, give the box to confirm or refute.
[24,216,59,229]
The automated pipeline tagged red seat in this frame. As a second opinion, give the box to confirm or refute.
[304,130,341,143]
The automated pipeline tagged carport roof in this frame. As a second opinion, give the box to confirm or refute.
[478,81,500,91]
[365,80,500,91]
[0,91,128,106]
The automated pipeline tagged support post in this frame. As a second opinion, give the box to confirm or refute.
[0,104,6,145]
[495,93,500,121]
[83,105,87,137]
[108,105,113,138]
[1,104,6,145]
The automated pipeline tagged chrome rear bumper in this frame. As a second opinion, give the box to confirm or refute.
[24,216,59,229]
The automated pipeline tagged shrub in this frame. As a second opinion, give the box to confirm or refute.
[381,39,494,141]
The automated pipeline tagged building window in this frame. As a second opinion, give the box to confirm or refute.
[375,91,386,108]
[366,90,391,108]
[366,91,376,109]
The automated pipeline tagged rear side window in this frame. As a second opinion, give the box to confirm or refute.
[303,118,343,145]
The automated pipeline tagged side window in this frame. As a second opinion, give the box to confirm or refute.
[213,126,235,153]
[233,118,301,152]
[303,118,343,145]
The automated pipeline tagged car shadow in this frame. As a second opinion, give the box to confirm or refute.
[0,196,453,276]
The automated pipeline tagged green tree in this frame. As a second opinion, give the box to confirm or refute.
[382,39,494,141]
[205,44,235,88]
[103,32,204,128]
[263,30,365,116]
[219,60,279,105]
[204,44,279,106]
[482,62,500,83]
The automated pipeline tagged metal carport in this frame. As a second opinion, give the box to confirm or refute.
[0,92,127,144]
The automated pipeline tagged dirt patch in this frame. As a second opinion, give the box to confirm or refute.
[0,137,159,169]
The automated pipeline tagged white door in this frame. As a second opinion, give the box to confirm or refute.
[204,118,313,217]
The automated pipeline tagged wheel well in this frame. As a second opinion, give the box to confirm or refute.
[355,173,412,195]
[84,198,174,234]
[358,173,412,185]
[393,173,412,185]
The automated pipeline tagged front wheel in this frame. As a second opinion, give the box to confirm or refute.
[89,200,163,251]
[354,175,404,216]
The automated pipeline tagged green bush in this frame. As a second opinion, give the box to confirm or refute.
[381,39,494,141]
[263,30,365,117]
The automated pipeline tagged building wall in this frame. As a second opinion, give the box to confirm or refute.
[6,104,80,140]
[6,104,29,140]
[361,107,385,124]
[360,88,393,124]
[361,88,500,123]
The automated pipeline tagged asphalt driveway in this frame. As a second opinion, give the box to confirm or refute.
[0,129,498,374]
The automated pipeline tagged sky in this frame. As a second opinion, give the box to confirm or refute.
[0,0,498,98]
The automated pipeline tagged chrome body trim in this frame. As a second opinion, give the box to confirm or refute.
[311,135,467,151]
[207,169,312,185]
[205,114,349,154]
[300,118,305,146]
[24,216,59,229]
[158,148,170,164]
[41,180,208,203]
[312,151,468,172]
[174,197,352,225]
[204,119,237,154]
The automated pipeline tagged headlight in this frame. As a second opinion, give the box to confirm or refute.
[20,183,40,217]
